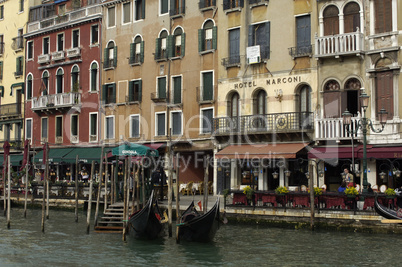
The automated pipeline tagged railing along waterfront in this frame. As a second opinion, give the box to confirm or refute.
[315,31,364,57]
[213,112,313,135]
[31,92,81,110]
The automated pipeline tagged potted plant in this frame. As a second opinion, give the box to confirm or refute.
[345,186,359,198]
[275,186,289,195]
[308,187,323,197]
[243,186,254,204]
[385,188,396,198]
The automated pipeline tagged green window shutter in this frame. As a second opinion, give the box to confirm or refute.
[181,33,185,57]
[128,81,134,101]
[130,43,135,60]
[266,22,270,59]
[155,38,161,60]
[158,77,166,99]
[248,25,254,47]
[113,46,118,67]
[203,72,213,101]
[16,57,21,74]
[140,41,144,63]
[167,35,174,58]
[170,0,174,13]
[102,84,107,102]
[142,0,146,19]
[198,29,204,52]
[103,48,108,68]
[199,0,204,9]
[138,80,142,102]
[212,26,217,50]
[173,77,181,104]
[112,83,116,103]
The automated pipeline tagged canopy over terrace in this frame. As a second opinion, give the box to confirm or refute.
[112,143,159,157]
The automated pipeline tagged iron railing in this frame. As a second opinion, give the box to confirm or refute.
[11,36,24,50]
[222,55,242,67]
[288,45,313,58]
[213,112,313,135]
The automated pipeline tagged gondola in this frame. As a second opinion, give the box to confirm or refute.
[374,196,402,221]
[128,190,165,239]
[177,198,220,242]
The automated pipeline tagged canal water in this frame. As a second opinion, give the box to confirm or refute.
[0,208,399,266]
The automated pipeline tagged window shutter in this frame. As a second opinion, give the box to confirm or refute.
[199,0,204,9]
[212,26,217,50]
[198,29,204,52]
[239,0,244,7]
[102,84,107,102]
[130,43,135,60]
[111,83,116,103]
[167,35,174,58]
[265,22,270,59]
[376,71,393,119]
[181,33,185,57]
[140,41,144,63]
[113,46,117,67]
[248,25,254,47]
[323,91,340,118]
[138,80,142,102]
[16,57,21,73]
[155,38,161,60]
[223,0,228,10]
[128,81,134,101]
[158,77,166,99]
[142,0,146,19]
[170,0,174,14]
[103,48,108,67]
[203,72,213,101]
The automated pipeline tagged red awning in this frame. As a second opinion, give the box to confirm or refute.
[144,143,165,150]
[215,143,308,159]
[308,145,402,159]
[365,146,402,159]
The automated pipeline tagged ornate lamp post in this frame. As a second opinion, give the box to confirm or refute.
[342,91,388,193]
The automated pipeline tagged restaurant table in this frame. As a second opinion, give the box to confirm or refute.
[259,193,277,207]
[363,196,375,210]
[233,193,248,205]
[292,194,310,208]
[322,195,346,209]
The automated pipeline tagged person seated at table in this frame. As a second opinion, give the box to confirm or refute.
[338,181,347,193]
[367,183,374,194]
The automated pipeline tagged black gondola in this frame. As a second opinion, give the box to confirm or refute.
[177,198,220,242]
[128,190,165,239]
[374,196,402,222]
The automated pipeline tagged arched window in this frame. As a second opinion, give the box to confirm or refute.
[200,20,216,51]
[130,36,143,64]
[344,2,360,33]
[26,74,33,100]
[42,71,49,95]
[90,62,98,92]
[173,27,185,57]
[323,5,339,35]
[344,78,361,116]
[71,65,79,92]
[323,80,341,118]
[254,90,266,115]
[229,93,239,118]
[56,68,64,94]
[155,30,168,60]
[104,41,117,68]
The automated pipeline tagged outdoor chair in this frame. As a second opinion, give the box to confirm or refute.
[184,182,194,196]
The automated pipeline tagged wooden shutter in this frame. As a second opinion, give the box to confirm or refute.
[103,48,108,67]
[296,15,310,48]
[323,91,341,118]
[155,38,161,60]
[173,77,181,104]
[16,57,21,74]
[102,84,107,102]
[323,6,339,35]
[142,0,145,19]
[212,26,217,50]
[137,80,142,102]
[376,71,393,119]
[198,29,204,52]
[158,77,166,99]
[181,33,185,57]
[248,25,254,47]
[158,113,165,135]
[344,2,360,33]
[113,46,117,67]
[111,83,116,103]
[203,72,213,101]
[167,35,174,58]
[199,0,204,9]
[130,43,135,60]
[375,0,392,33]
[128,81,134,101]
[265,22,270,59]
[140,41,144,63]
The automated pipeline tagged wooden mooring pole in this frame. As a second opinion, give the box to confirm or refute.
[86,161,95,234]
[203,156,210,214]
[131,162,136,214]
[75,155,79,223]
[104,153,109,213]
[175,153,180,243]
[23,142,29,218]
[3,156,6,216]
[41,143,49,232]
[309,163,315,230]
[94,148,104,228]
[7,155,11,229]
[122,157,128,241]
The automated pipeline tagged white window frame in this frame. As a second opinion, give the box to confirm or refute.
[55,67,64,94]
[90,24,99,45]
[71,64,80,91]
[155,111,166,136]
[134,0,144,22]
[159,0,169,16]
[72,29,80,48]
[57,33,64,52]
[107,6,116,28]
[156,75,167,97]
[105,115,115,140]
[25,118,32,141]
[200,107,214,134]
[55,115,63,139]
[43,36,50,55]
[41,117,48,141]
[129,114,141,138]
[89,112,98,142]
[171,74,183,104]
[27,40,34,60]
[122,1,131,25]
[170,110,183,136]
[89,61,99,92]
[70,114,79,143]
[200,70,214,101]
[25,73,33,100]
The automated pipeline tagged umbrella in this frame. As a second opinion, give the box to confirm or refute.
[112,143,159,157]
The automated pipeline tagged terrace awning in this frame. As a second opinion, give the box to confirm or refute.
[215,143,308,159]
[62,147,105,163]
[34,148,74,163]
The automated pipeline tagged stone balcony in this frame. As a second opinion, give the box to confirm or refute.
[66,47,81,58]
[31,92,81,114]
[38,54,51,64]
[315,31,364,58]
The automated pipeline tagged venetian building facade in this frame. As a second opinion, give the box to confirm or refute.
[100,0,218,185]
[312,0,402,192]
[214,0,318,193]
[24,0,103,172]
[0,0,38,156]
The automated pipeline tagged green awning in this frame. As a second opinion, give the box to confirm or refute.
[34,148,75,163]
[62,147,104,163]
[112,143,159,157]
[10,154,23,166]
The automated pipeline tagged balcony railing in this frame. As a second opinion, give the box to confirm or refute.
[0,103,22,117]
[129,54,141,65]
[103,58,116,69]
[222,55,242,68]
[0,140,22,150]
[66,47,81,58]
[315,31,364,58]
[213,112,313,135]
[52,51,65,61]
[38,54,50,64]
[31,92,81,111]
[11,37,24,51]
[27,5,102,34]
[289,45,313,58]
[315,115,360,141]
[151,92,167,103]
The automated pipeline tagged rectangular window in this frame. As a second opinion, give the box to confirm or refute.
[156,113,166,136]
[108,6,116,28]
[15,56,23,76]
[27,41,33,59]
[170,0,185,16]
[91,25,99,44]
[102,83,116,104]
[248,22,270,60]
[0,5,4,20]
[201,108,213,134]
[59,4,65,14]
[123,2,131,24]
[17,29,24,49]
[157,77,167,99]
[130,115,140,138]
[199,0,216,9]
[229,28,240,64]
[26,119,32,140]
[57,34,64,52]
[55,116,62,137]
[90,113,98,142]
[71,115,78,141]
[160,0,168,14]
[0,35,4,54]
[105,116,114,139]
[171,111,182,136]
[26,75,32,99]
[135,0,145,20]
[72,30,79,48]
[223,0,244,10]
[41,117,48,140]
[375,0,392,33]
[0,61,3,80]
[201,71,213,101]
[172,76,182,104]
[128,80,142,102]
[43,37,49,54]
[376,70,393,120]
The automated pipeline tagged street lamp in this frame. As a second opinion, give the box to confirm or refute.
[342,91,388,193]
